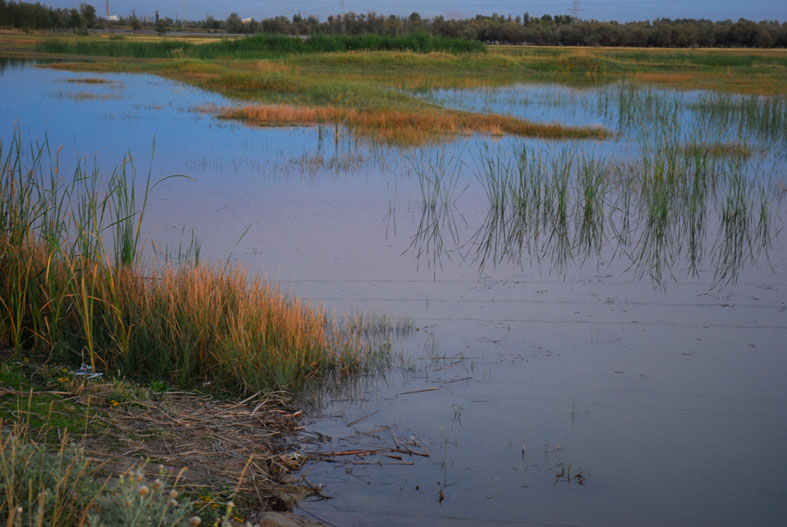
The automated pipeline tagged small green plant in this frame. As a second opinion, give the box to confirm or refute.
[149,380,168,393]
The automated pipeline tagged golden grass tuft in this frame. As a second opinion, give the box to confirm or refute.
[0,136,380,394]
[221,103,609,145]
[0,237,373,393]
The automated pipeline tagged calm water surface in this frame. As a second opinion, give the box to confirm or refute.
[1,59,786,526]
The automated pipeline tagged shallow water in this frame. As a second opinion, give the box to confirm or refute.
[1,62,786,526]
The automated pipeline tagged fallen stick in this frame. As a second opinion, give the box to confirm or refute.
[439,376,472,384]
[353,461,415,466]
[346,409,379,427]
[307,448,386,457]
[391,448,430,458]
[397,387,439,396]
[0,388,72,396]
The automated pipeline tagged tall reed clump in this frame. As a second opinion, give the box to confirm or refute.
[0,132,381,393]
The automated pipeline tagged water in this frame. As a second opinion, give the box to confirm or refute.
[1,62,786,526]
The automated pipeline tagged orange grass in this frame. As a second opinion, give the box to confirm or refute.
[221,104,609,145]
[0,238,374,393]
[0,137,380,394]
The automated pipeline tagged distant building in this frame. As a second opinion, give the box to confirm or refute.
[241,17,253,24]
[107,15,119,21]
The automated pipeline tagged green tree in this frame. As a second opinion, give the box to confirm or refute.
[155,18,167,35]
[225,12,244,33]
[69,8,84,33]
[79,3,95,27]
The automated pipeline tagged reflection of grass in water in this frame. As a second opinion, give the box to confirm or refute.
[0,131,391,394]
[597,81,786,148]
[693,93,787,144]
[462,133,777,285]
[408,148,466,272]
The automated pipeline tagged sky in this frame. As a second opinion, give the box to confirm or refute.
[46,0,786,23]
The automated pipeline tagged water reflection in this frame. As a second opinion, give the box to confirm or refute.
[403,141,778,286]
[404,81,785,286]
[407,148,467,274]
[2,60,786,526]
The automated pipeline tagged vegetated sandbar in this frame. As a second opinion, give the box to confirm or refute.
[218,103,609,145]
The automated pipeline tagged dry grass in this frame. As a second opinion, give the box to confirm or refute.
[221,103,609,145]
[0,241,373,392]
[77,388,318,512]
[0,378,318,521]
[0,137,382,394]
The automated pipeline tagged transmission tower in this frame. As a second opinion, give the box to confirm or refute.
[570,0,582,21]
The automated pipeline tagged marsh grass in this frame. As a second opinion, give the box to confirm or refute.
[221,103,609,145]
[54,91,119,102]
[462,131,776,284]
[407,148,466,272]
[0,132,383,393]
[64,78,110,84]
[34,33,485,60]
[693,92,787,144]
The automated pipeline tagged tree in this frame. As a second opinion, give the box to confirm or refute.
[155,18,167,35]
[79,3,95,28]
[225,12,244,34]
[130,14,141,32]
[69,8,84,33]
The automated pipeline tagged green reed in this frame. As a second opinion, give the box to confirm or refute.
[408,147,466,273]
[462,128,776,284]
[0,131,386,393]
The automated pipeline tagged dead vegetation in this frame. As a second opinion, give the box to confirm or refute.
[0,364,326,525]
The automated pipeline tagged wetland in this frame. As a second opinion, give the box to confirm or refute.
[1,38,786,526]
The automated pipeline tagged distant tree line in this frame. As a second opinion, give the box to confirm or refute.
[1,1,785,48]
[0,0,96,32]
[221,12,786,48]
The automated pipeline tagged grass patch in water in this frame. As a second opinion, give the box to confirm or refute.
[681,142,754,159]
[220,103,609,145]
[65,77,111,84]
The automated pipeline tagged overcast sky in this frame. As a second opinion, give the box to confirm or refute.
[45,0,786,23]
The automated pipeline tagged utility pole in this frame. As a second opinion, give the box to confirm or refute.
[341,0,345,34]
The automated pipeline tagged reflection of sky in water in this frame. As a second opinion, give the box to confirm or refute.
[418,83,611,128]
[417,82,787,165]
[2,62,787,526]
